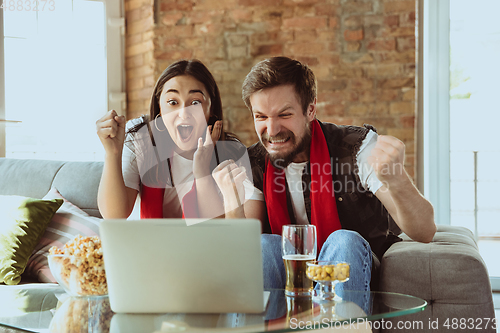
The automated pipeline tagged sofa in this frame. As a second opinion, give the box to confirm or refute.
[0,157,496,332]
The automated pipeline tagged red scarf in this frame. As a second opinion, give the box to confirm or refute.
[263,119,341,249]
[140,182,199,219]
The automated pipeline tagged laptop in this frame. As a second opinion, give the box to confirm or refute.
[99,218,264,314]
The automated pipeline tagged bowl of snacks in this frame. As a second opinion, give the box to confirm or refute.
[49,296,113,333]
[48,235,107,297]
[306,261,350,301]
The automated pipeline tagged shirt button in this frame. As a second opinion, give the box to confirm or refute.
[338,197,343,202]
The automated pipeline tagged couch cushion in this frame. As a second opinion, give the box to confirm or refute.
[0,158,104,218]
[381,226,489,303]
[0,284,60,331]
[51,162,103,218]
[399,224,476,244]
[0,158,65,199]
[380,225,495,329]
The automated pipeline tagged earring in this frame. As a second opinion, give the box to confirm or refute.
[154,113,165,132]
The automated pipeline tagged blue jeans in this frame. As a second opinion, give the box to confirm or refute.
[261,230,372,316]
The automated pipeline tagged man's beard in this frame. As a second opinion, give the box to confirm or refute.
[261,123,312,169]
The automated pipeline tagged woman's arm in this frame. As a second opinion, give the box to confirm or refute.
[96,110,138,219]
[242,199,266,231]
[97,154,138,219]
[193,124,225,218]
[194,176,224,218]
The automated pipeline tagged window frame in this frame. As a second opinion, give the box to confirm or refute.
[0,10,5,157]
[419,0,451,226]
[0,0,125,158]
[104,0,126,116]
[419,0,500,291]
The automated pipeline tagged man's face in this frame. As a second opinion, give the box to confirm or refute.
[250,85,316,168]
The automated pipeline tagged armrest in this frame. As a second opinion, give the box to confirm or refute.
[379,225,495,331]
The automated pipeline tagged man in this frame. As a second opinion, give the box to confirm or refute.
[236,56,436,293]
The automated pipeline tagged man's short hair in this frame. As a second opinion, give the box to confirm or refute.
[242,56,317,115]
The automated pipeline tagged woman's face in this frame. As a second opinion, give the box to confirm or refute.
[159,75,212,152]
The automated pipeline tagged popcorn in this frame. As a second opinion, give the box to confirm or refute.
[49,297,113,332]
[49,235,107,296]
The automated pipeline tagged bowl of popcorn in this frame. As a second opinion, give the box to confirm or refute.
[49,296,113,333]
[48,235,107,297]
[306,261,350,302]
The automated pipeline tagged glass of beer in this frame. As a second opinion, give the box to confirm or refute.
[282,225,317,297]
[285,295,314,326]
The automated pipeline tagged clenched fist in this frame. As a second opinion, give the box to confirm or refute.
[212,159,247,212]
[96,110,126,156]
[367,135,407,188]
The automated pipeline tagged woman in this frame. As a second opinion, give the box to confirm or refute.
[96,59,248,219]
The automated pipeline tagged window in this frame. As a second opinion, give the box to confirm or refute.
[0,0,124,161]
[421,0,500,290]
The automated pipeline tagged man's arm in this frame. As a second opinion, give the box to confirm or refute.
[369,135,436,243]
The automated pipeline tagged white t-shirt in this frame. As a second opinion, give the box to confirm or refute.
[122,118,258,218]
[251,129,383,224]
[285,162,309,224]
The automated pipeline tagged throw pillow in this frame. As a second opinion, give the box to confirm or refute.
[24,188,101,283]
[0,195,63,285]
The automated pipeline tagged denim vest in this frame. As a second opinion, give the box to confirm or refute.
[248,120,402,259]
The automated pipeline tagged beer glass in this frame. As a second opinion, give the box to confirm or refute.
[282,225,317,297]
[285,295,314,326]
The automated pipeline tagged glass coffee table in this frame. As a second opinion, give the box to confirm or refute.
[0,285,426,332]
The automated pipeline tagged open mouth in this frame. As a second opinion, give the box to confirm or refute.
[177,124,194,142]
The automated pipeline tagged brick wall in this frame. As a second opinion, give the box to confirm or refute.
[124,0,417,178]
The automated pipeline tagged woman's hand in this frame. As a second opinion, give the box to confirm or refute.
[96,110,126,156]
[210,120,222,143]
[192,121,222,180]
[212,159,247,212]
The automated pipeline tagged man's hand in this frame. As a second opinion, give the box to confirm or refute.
[367,135,406,189]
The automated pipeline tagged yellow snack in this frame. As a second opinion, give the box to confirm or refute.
[49,235,107,296]
[307,262,350,282]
